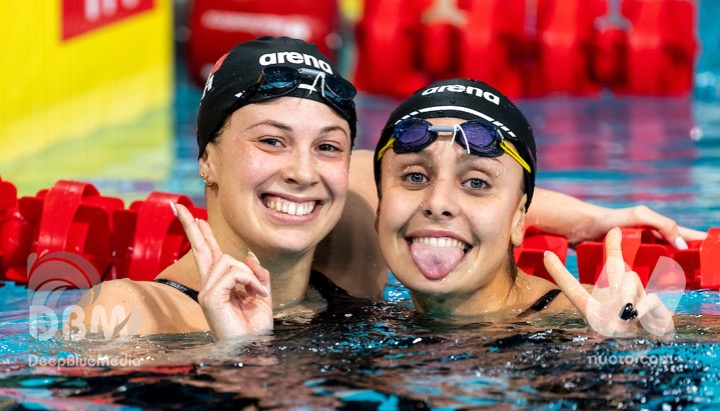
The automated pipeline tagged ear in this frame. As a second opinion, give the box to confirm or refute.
[199,144,218,185]
[510,193,527,247]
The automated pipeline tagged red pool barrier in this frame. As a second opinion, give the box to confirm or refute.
[533,0,608,95]
[354,0,428,99]
[0,178,21,280]
[617,0,698,95]
[577,227,720,289]
[186,0,340,87]
[515,225,569,284]
[111,192,207,281]
[4,180,124,283]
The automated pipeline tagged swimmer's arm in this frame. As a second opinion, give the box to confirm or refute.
[65,279,207,337]
[65,280,146,338]
[313,149,387,299]
[525,187,706,247]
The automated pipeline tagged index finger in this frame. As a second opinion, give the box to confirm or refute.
[544,251,590,315]
[174,202,213,277]
[603,227,625,290]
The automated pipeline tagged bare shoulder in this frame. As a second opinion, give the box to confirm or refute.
[517,274,576,311]
[70,278,208,336]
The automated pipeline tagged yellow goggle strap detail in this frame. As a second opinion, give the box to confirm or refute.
[377,136,531,175]
[376,138,395,161]
[499,140,532,174]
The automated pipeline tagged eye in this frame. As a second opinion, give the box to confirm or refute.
[464,178,488,189]
[260,137,283,147]
[402,172,428,184]
[318,143,341,152]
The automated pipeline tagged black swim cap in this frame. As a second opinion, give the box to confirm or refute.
[373,78,537,210]
[196,36,357,157]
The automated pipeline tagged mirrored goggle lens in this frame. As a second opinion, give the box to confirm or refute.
[393,118,435,152]
[258,66,356,106]
[461,121,499,153]
[259,66,299,94]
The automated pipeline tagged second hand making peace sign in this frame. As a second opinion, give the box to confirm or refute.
[544,227,677,337]
[174,203,273,341]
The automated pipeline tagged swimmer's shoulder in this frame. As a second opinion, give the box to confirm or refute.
[517,273,576,312]
[72,257,208,335]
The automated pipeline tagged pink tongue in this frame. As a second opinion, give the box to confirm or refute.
[409,241,464,280]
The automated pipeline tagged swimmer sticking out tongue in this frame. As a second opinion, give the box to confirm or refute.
[408,236,470,280]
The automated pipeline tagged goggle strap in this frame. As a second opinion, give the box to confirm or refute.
[306,71,325,97]
[455,125,471,154]
[376,138,395,160]
[499,140,532,174]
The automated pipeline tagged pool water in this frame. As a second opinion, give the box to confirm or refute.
[3,30,720,411]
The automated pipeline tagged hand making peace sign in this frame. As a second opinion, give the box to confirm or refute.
[544,227,676,337]
[174,203,273,341]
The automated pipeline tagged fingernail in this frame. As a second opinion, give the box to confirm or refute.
[248,251,259,264]
[675,237,689,250]
[261,285,270,297]
[619,303,635,320]
[629,309,639,320]
[544,250,549,257]
[169,201,178,216]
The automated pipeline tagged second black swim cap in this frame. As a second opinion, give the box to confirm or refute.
[373,78,537,210]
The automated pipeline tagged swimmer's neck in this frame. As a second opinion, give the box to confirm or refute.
[411,271,522,316]
[260,252,314,310]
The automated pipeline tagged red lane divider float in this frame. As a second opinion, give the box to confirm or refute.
[577,227,720,290]
[1,179,718,291]
[111,192,206,281]
[4,181,124,283]
[0,180,206,286]
[352,0,698,97]
[515,225,569,284]
[0,178,21,280]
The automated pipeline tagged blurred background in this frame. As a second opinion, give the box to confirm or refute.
[0,0,718,209]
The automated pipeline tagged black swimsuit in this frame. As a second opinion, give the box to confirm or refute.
[517,289,562,317]
[155,276,560,315]
[154,269,351,303]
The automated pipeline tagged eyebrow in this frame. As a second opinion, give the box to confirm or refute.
[246,120,349,138]
[246,120,292,133]
[404,148,503,167]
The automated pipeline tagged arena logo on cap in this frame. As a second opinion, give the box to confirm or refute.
[259,52,333,74]
[421,84,500,105]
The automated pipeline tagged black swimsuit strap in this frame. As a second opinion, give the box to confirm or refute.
[518,288,562,317]
[308,269,351,299]
[155,279,199,302]
[154,270,349,305]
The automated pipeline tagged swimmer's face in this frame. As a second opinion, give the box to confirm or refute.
[201,97,351,256]
[376,117,527,314]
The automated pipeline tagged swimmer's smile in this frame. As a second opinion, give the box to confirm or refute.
[261,193,324,220]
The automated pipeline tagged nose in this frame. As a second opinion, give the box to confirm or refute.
[421,176,459,220]
[281,148,319,188]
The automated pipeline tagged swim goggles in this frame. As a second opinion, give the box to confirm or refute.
[375,118,532,173]
[239,65,356,115]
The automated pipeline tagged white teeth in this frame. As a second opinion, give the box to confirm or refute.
[264,196,316,216]
[414,237,466,249]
